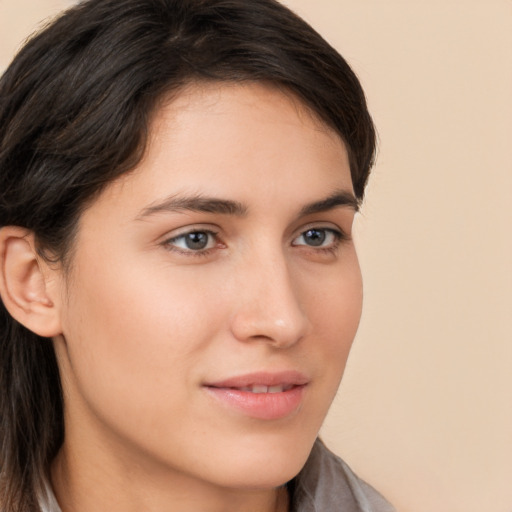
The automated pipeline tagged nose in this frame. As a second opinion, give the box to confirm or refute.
[229,253,311,348]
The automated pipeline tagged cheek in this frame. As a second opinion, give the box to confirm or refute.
[306,251,363,345]
[305,252,363,391]
[59,254,222,424]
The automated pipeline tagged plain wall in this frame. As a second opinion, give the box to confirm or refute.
[1,1,511,511]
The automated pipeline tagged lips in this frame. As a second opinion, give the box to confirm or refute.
[205,370,309,389]
[203,371,309,420]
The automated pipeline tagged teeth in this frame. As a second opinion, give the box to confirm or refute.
[237,384,288,393]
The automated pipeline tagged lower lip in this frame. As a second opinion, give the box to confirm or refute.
[205,385,306,420]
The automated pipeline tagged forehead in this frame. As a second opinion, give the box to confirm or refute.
[138,82,349,185]
[81,82,353,224]
[153,81,344,147]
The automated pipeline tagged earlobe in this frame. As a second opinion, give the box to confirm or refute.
[0,226,62,338]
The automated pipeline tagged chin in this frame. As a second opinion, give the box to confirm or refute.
[199,429,317,490]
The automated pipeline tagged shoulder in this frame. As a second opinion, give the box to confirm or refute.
[289,439,395,512]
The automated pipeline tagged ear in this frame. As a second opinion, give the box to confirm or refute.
[0,226,63,338]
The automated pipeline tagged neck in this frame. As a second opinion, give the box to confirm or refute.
[51,442,290,512]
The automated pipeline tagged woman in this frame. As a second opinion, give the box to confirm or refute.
[0,1,394,511]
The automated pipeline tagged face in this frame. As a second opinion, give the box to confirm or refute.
[53,82,363,490]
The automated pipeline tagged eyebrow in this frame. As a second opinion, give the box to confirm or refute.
[136,194,248,219]
[299,190,360,215]
[136,189,358,221]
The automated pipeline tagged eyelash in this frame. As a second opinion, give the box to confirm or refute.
[163,226,348,257]
[163,229,221,257]
[291,227,347,255]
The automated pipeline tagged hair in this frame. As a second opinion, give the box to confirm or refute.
[0,0,376,509]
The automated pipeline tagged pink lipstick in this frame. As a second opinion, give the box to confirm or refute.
[204,371,308,420]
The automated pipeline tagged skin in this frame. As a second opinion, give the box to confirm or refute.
[48,82,363,512]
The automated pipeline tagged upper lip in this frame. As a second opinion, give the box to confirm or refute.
[204,371,309,389]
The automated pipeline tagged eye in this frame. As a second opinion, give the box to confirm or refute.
[292,228,341,248]
[165,230,218,252]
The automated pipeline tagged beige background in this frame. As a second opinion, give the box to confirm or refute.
[1,1,511,511]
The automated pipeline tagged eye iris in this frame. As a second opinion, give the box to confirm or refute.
[304,229,326,246]
[185,232,209,250]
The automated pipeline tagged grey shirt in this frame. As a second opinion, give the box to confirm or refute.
[290,439,395,512]
[41,439,394,512]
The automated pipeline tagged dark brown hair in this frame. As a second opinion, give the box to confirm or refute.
[0,0,376,509]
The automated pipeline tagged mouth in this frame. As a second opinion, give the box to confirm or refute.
[203,371,309,420]
[236,384,295,393]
